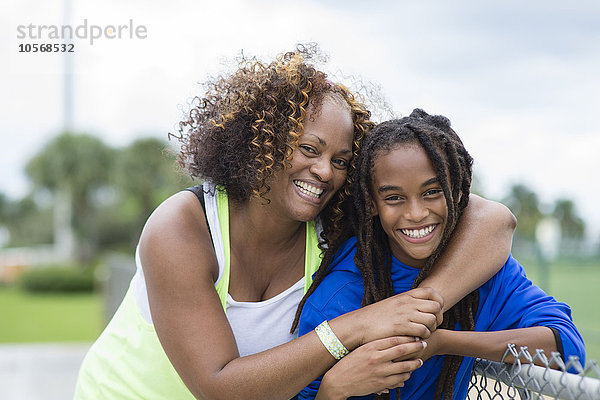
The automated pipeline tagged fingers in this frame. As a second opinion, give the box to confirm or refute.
[408,287,444,309]
[406,289,444,324]
[371,336,419,351]
[414,298,443,319]
[381,339,427,362]
[389,377,408,389]
[415,296,444,327]
[376,378,407,395]
[360,288,444,344]
[406,310,439,336]
[376,370,413,393]
[343,339,423,396]
[402,321,432,339]
[393,358,423,372]
[377,374,410,395]
[383,358,423,378]
[359,336,425,364]
[374,372,411,396]
[390,289,444,331]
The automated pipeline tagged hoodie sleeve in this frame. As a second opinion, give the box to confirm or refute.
[477,255,586,368]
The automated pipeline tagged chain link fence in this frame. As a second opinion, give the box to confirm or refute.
[468,344,600,400]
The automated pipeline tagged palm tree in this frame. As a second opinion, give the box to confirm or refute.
[552,198,585,253]
[26,132,114,263]
[503,183,543,243]
[112,137,194,241]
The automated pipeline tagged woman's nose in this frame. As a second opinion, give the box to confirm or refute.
[310,158,333,182]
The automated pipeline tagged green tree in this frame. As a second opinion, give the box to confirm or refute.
[115,138,189,219]
[0,192,6,218]
[503,183,543,243]
[552,198,585,252]
[0,192,7,230]
[26,132,115,263]
[109,137,194,247]
[1,194,53,247]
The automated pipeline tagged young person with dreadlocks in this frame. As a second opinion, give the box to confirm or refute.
[76,44,518,399]
[295,109,585,400]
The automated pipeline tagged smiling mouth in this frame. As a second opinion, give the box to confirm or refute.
[293,180,324,199]
[401,224,437,239]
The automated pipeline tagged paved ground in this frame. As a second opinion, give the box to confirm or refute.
[0,342,91,400]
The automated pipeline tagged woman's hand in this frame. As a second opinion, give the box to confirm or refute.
[316,336,426,400]
[334,287,443,348]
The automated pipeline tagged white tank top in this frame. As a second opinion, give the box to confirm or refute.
[132,185,305,357]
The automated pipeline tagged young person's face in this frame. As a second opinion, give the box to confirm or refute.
[267,96,354,222]
[370,143,448,267]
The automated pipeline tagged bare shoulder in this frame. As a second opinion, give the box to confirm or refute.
[139,190,219,286]
[136,191,239,394]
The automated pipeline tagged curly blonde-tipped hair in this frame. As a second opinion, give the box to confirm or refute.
[174,44,374,246]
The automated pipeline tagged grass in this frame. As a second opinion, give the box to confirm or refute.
[517,257,600,365]
[0,285,103,342]
[0,258,598,365]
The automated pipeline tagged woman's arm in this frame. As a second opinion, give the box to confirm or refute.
[141,192,442,400]
[423,327,557,366]
[419,195,516,312]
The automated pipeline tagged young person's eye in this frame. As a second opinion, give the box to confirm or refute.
[424,189,443,197]
[385,195,403,202]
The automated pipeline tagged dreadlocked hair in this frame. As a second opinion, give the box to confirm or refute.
[295,108,478,400]
[404,110,478,400]
[172,43,373,242]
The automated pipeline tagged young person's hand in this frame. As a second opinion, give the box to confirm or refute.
[343,287,443,346]
[410,329,448,362]
[316,336,426,400]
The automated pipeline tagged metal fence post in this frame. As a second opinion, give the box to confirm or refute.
[100,252,136,325]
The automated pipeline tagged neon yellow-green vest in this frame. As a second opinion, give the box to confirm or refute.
[74,190,322,399]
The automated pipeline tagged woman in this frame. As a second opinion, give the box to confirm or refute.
[75,46,516,399]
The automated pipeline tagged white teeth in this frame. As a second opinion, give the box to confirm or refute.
[294,180,323,198]
[401,225,435,239]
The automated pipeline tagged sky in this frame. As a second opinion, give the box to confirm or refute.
[2,0,600,243]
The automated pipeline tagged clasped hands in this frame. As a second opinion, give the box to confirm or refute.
[318,288,444,399]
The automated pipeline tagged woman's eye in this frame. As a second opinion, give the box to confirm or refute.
[332,158,348,168]
[299,145,316,154]
[385,195,402,202]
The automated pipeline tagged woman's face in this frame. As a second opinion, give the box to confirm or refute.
[267,96,354,222]
[370,143,448,267]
